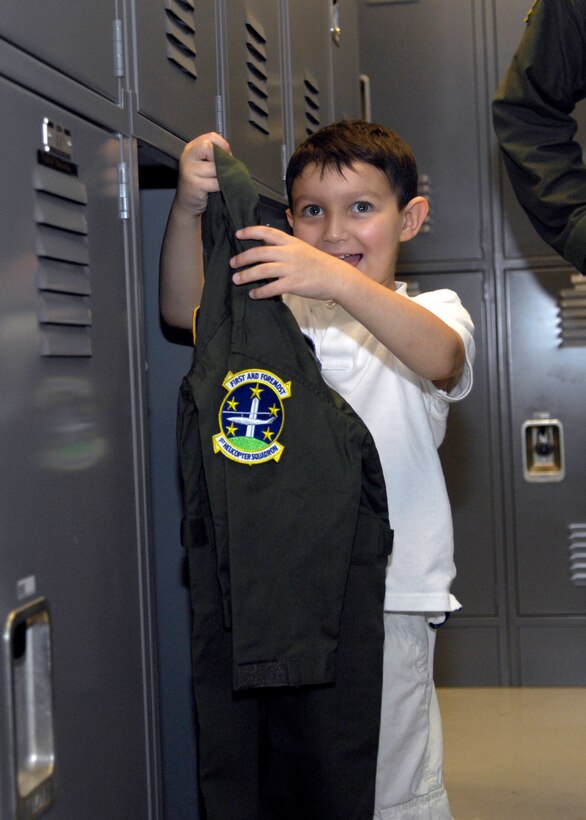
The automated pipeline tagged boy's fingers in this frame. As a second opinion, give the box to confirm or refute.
[197,136,230,162]
[232,262,280,286]
[230,244,278,270]
[206,132,231,154]
[235,225,289,244]
[183,132,231,164]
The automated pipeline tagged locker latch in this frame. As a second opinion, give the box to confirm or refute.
[521,416,565,482]
[4,598,56,818]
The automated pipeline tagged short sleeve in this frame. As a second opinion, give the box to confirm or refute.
[414,288,475,404]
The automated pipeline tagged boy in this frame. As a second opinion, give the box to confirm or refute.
[161,120,474,819]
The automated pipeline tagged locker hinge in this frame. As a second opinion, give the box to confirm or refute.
[118,162,130,220]
[215,95,225,137]
[113,19,124,78]
[281,144,288,182]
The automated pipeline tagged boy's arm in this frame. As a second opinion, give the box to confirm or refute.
[327,269,466,392]
[159,132,231,329]
[229,226,466,389]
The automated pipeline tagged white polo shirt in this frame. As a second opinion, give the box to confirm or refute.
[284,283,475,612]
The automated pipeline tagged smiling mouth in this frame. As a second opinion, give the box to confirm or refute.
[335,253,363,266]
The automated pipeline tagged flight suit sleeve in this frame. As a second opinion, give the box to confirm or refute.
[492,0,586,272]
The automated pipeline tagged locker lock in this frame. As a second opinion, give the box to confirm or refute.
[521,416,565,483]
[534,430,554,458]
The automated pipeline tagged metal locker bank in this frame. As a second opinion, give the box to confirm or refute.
[0,77,158,818]
[5,0,586,815]
[357,0,586,684]
[0,0,363,816]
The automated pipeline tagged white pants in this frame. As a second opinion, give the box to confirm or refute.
[374,613,452,820]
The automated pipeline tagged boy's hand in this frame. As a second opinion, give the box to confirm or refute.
[174,132,231,217]
[159,132,230,329]
[230,225,349,301]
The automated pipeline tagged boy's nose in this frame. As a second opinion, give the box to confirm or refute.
[322,215,348,243]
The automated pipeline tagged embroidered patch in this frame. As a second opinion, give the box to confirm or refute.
[213,369,291,464]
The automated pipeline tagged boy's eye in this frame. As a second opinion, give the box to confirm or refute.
[301,204,324,217]
[352,201,373,213]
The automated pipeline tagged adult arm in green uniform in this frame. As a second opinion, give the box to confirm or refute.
[492,0,586,272]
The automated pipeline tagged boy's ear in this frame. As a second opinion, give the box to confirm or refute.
[399,196,429,243]
[286,208,294,229]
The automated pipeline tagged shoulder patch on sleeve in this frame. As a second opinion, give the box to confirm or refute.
[213,369,291,464]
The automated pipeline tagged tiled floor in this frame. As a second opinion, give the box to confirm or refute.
[438,688,586,819]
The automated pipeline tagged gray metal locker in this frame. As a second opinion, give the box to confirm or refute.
[0,76,158,818]
[330,0,362,122]
[0,0,122,103]
[357,0,487,264]
[403,271,504,686]
[285,0,333,152]
[131,0,219,141]
[218,0,286,200]
[494,0,586,263]
[505,267,586,684]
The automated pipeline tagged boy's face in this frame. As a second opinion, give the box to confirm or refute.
[287,161,411,290]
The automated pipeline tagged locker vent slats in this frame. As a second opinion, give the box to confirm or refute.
[38,325,92,358]
[568,524,586,586]
[165,0,197,79]
[35,191,88,236]
[245,11,270,135]
[304,71,320,135]
[38,292,92,326]
[33,165,87,204]
[558,274,586,346]
[34,163,92,357]
[36,225,90,266]
[37,259,91,296]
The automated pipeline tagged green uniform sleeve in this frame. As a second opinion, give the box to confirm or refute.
[492,0,586,272]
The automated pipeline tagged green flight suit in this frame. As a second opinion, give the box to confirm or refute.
[177,145,392,819]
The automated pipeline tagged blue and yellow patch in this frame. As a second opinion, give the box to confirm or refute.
[213,369,291,464]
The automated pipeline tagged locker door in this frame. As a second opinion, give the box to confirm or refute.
[220,0,286,199]
[0,77,156,819]
[407,273,495,615]
[404,271,503,685]
[132,0,218,140]
[287,0,332,152]
[494,0,586,263]
[506,268,586,683]
[330,0,361,122]
[357,0,486,264]
[0,0,120,102]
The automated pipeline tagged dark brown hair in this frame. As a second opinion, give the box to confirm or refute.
[286,119,419,211]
